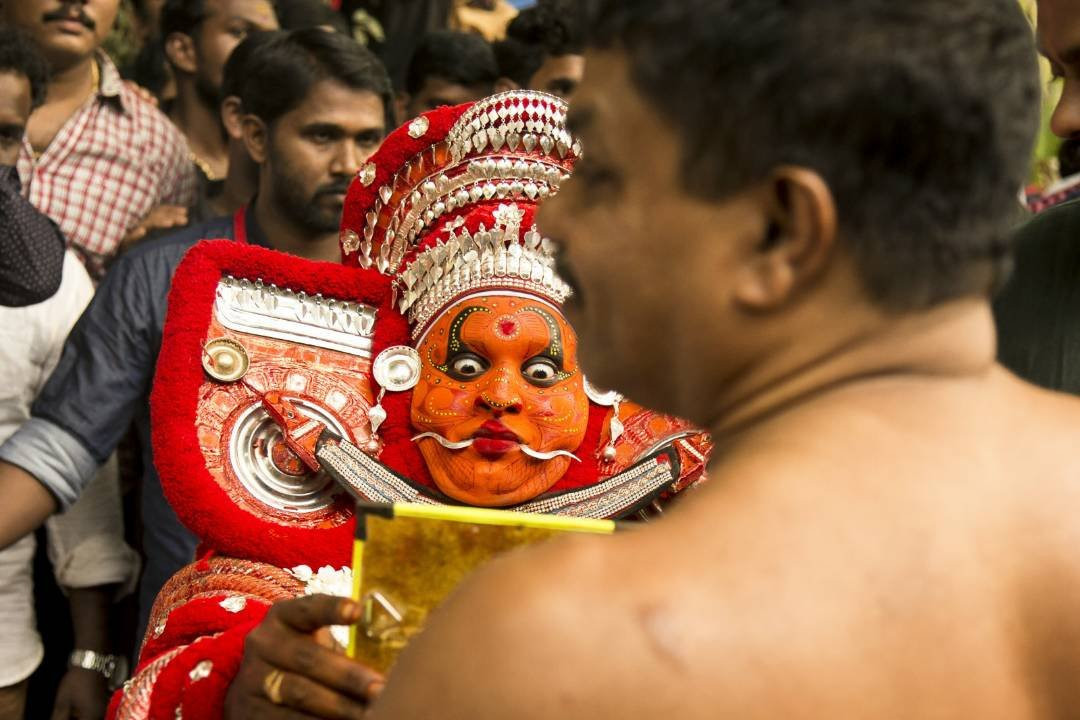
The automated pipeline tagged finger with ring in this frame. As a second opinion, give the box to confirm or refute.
[264,668,286,705]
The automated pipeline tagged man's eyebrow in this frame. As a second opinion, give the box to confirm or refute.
[566,106,594,136]
[300,122,343,136]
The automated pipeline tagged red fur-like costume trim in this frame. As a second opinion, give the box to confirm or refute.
[151,240,407,570]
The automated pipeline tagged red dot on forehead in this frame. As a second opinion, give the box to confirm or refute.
[494,315,520,340]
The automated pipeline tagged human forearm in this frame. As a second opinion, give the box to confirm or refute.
[0,460,57,548]
[69,586,117,652]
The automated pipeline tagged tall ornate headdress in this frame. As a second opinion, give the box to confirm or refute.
[339,90,581,340]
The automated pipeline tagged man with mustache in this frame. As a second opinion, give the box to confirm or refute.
[253,0,1080,717]
[0,28,392,681]
[0,0,197,280]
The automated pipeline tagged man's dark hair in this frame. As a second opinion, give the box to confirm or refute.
[405,31,498,96]
[161,0,207,39]
[0,28,49,110]
[241,28,395,129]
[589,0,1041,311]
[222,31,282,101]
[275,0,350,34]
[498,0,583,86]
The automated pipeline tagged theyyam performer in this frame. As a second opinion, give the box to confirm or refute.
[109,90,710,718]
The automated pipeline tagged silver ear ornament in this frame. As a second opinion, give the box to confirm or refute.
[584,378,625,463]
[365,346,422,454]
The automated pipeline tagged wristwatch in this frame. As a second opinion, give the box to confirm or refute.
[69,649,129,691]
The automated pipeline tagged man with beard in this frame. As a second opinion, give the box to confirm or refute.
[160,0,278,191]
[0,28,391,666]
[210,1,1080,718]
[0,0,196,280]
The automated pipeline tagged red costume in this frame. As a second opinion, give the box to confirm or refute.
[110,92,710,719]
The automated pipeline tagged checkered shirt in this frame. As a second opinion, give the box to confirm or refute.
[17,52,195,281]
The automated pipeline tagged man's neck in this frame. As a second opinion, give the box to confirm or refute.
[169,83,227,179]
[253,191,341,262]
[28,55,97,154]
[47,55,97,104]
[209,146,257,217]
[704,297,998,442]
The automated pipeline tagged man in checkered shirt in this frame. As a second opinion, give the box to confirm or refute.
[3,0,196,282]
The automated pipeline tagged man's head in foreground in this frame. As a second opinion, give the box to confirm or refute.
[161,0,278,110]
[399,30,498,120]
[239,28,391,237]
[542,0,1039,425]
[495,0,585,99]
[0,0,119,72]
[0,28,48,166]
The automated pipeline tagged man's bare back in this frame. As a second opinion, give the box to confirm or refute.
[371,311,1080,718]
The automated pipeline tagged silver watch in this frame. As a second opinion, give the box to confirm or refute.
[69,649,129,691]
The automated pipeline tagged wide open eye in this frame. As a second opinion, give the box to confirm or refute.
[522,358,559,387]
[448,353,488,379]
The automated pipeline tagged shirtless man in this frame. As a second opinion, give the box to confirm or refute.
[225,1,1080,717]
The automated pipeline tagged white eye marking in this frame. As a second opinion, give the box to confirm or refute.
[523,359,558,384]
[451,355,486,377]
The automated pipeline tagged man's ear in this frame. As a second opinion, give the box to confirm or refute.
[241,114,270,164]
[220,96,244,141]
[732,167,837,311]
[163,32,198,75]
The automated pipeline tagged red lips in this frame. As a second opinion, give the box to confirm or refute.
[472,420,520,458]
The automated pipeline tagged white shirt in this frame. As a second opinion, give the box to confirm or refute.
[0,252,138,686]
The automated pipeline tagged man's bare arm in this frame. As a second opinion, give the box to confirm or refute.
[0,461,57,548]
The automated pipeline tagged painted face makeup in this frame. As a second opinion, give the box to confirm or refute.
[410,294,590,506]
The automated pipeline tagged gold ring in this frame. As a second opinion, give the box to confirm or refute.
[263,668,286,705]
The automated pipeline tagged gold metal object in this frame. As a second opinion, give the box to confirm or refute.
[348,503,616,672]
[202,337,250,382]
[263,668,285,705]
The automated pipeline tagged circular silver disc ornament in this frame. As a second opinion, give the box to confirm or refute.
[228,399,350,514]
[203,338,250,382]
[583,377,623,407]
[373,346,422,392]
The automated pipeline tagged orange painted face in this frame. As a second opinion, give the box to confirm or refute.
[411,294,590,506]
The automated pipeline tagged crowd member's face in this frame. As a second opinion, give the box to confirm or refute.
[411,295,590,507]
[1039,0,1080,138]
[402,76,489,120]
[529,53,585,101]
[191,0,277,103]
[257,80,385,234]
[0,71,32,166]
[541,50,768,423]
[1,0,119,71]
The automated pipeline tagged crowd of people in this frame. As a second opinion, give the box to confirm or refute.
[1,0,1080,718]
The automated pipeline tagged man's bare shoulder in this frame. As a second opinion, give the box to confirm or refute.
[370,490,904,719]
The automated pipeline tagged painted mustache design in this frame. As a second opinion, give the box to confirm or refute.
[411,432,581,462]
